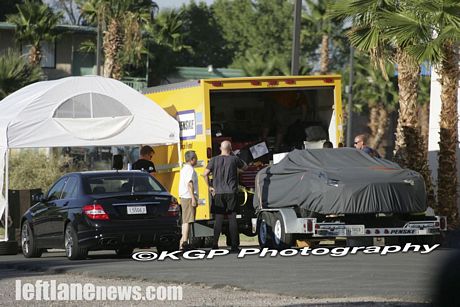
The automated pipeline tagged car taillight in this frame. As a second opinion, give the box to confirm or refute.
[168,198,180,217]
[83,204,109,220]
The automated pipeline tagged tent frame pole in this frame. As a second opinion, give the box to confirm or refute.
[177,139,182,167]
[4,149,8,242]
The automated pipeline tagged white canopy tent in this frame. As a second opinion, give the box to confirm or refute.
[0,76,180,241]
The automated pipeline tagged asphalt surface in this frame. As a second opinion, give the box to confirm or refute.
[0,246,456,304]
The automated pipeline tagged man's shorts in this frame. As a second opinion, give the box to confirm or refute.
[212,193,238,214]
[180,198,196,223]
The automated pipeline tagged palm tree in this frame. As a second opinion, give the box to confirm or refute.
[330,0,435,207]
[381,0,460,226]
[145,9,188,53]
[304,0,334,74]
[7,0,62,66]
[78,0,157,79]
[143,9,190,85]
[352,54,398,153]
[0,49,43,100]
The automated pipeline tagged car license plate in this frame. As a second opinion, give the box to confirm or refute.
[127,206,147,215]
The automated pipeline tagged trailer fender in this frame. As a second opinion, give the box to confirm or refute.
[256,208,299,234]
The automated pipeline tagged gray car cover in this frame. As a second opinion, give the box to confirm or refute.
[254,149,427,214]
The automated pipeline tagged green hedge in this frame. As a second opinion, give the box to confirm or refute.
[8,150,85,192]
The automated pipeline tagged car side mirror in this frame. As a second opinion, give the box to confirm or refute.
[32,193,46,202]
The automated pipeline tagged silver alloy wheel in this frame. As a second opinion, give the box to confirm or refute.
[259,219,268,245]
[21,223,30,255]
[65,227,73,258]
[274,219,282,246]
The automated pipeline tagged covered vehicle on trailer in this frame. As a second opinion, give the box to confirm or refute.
[253,149,446,249]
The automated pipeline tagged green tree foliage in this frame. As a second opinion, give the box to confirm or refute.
[77,0,157,79]
[0,49,43,100]
[380,0,460,226]
[7,0,63,66]
[213,0,294,74]
[144,8,190,84]
[177,1,233,67]
[9,150,87,192]
[331,0,435,209]
[303,0,347,73]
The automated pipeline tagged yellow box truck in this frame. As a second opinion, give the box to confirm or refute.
[143,75,343,246]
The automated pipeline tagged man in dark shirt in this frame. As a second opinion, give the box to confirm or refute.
[203,140,247,251]
[354,134,381,158]
[133,145,156,177]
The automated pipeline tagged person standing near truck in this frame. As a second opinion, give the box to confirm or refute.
[354,134,381,158]
[203,140,247,251]
[133,145,156,176]
[178,150,199,251]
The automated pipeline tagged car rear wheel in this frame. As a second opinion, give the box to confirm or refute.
[65,224,88,260]
[272,212,294,250]
[21,221,42,258]
[257,211,274,248]
[115,247,134,258]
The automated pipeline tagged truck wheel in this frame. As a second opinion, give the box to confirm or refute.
[257,211,274,248]
[272,212,294,250]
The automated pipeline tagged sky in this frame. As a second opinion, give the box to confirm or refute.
[156,0,215,9]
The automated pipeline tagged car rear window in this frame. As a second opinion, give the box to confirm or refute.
[84,175,165,194]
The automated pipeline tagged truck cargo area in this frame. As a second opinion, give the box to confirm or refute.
[209,87,336,158]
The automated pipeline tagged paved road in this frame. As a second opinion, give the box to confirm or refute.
[1,246,456,304]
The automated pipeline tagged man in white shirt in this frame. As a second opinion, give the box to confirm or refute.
[179,150,198,250]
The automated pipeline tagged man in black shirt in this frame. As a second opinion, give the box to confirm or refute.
[203,140,247,251]
[133,145,156,177]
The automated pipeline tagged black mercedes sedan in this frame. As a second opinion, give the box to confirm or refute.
[20,171,180,260]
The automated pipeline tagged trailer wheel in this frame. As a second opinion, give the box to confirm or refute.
[272,212,294,250]
[257,212,274,248]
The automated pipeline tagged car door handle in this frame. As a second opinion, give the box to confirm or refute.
[62,201,69,207]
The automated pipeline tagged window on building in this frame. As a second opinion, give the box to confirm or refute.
[22,41,56,68]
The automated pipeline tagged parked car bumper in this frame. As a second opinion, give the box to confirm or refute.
[76,218,180,249]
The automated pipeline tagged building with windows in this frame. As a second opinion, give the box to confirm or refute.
[0,22,99,79]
